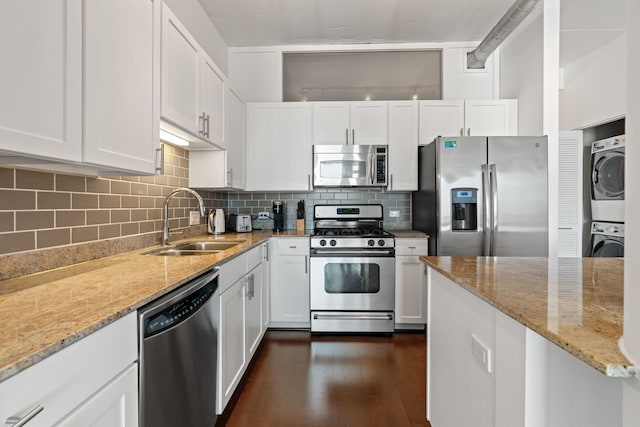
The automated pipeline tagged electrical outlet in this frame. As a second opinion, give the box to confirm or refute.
[189,211,200,226]
[258,212,271,219]
[389,210,400,218]
[471,334,492,373]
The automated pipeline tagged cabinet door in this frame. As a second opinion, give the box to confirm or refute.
[161,5,201,136]
[349,102,388,145]
[247,103,312,191]
[219,280,246,413]
[464,100,518,136]
[271,240,309,326]
[388,101,418,191]
[226,88,246,189]
[83,0,160,175]
[0,0,82,162]
[311,102,351,145]
[201,54,226,148]
[56,364,138,427]
[419,101,464,144]
[246,268,263,358]
[395,256,427,324]
[261,243,271,331]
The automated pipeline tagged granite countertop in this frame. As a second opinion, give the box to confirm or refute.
[421,256,634,377]
[391,230,429,238]
[0,230,307,382]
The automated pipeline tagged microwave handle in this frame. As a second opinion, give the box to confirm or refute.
[370,153,375,185]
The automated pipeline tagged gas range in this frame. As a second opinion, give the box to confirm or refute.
[310,204,395,250]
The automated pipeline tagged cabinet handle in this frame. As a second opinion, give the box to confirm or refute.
[228,168,233,186]
[345,128,349,145]
[352,129,355,145]
[308,174,311,191]
[6,405,44,427]
[408,246,417,249]
[264,243,269,261]
[390,174,393,190]
[305,255,308,274]
[198,113,206,136]
[155,145,165,175]
[460,128,464,136]
[467,128,471,136]
[289,246,297,249]
[250,274,255,299]
[204,113,210,138]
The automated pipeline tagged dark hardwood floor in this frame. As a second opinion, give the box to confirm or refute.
[219,330,431,427]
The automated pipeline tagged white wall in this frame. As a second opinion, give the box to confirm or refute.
[622,0,640,423]
[499,6,544,136]
[228,43,498,102]
[164,0,229,74]
[559,34,626,130]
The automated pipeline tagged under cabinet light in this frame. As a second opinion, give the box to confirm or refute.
[160,129,189,147]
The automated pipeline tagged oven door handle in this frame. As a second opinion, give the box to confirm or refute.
[310,248,395,257]
[313,313,394,321]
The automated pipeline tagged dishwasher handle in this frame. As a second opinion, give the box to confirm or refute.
[140,267,219,338]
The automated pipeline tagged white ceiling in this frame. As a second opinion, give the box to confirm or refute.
[198,0,516,47]
[198,0,626,72]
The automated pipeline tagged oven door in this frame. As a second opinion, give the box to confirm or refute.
[309,251,395,311]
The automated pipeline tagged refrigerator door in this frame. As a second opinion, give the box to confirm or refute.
[437,136,487,255]
[488,136,548,256]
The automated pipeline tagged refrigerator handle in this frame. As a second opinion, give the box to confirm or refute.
[481,164,491,256]
[489,164,498,256]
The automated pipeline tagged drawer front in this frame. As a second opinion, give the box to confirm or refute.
[275,238,309,256]
[246,245,263,272]
[219,253,247,293]
[0,313,137,427]
[395,238,429,256]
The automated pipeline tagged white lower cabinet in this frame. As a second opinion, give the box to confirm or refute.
[56,363,138,427]
[395,238,429,328]
[0,313,138,427]
[218,243,269,414]
[270,238,310,327]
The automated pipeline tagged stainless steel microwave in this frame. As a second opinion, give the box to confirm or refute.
[313,145,388,187]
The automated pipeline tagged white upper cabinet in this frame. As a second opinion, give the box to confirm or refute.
[161,4,225,148]
[419,100,518,144]
[0,0,82,162]
[463,100,518,137]
[246,103,312,191]
[0,0,160,175]
[83,0,160,175]
[189,87,246,190]
[387,101,419,191]
[311,102,387,145]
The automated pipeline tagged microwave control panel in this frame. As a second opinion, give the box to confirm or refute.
[375,147,387,184]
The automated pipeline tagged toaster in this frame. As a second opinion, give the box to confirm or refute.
[227,214,252,232]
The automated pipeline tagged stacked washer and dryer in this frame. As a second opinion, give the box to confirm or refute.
[589,134,625,257]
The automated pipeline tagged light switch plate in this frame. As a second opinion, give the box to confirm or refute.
[189,211,200,225]
[389,210,400,218]
[471,334,492,373]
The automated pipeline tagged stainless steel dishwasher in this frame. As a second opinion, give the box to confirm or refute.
[139,267,220,427]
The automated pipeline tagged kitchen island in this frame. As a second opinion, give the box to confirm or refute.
[421,256,634,427]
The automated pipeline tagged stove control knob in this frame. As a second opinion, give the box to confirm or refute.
[330,239,337,247]
[319,239,327,246]
[378,239,386,247]
[368,239,375,247]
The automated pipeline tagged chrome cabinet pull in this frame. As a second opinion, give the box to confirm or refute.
[408,246,417,249]
[345,128,349,145]
[6,405,44,427]
[228,168,233,186]
[467,128,471,136]
[264,243,269,261]
[204,113,210,138]
[304,255,308,274]
[460,128,464,136]
[289,246,297,249]
[389,174,393,190]
[352,129,355,145]
[155,145,165,175]
[198,113,206,136]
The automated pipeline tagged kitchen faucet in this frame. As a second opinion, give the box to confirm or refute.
[162,187,206,246]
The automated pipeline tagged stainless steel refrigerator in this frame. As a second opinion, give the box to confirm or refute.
[412,136,548,256]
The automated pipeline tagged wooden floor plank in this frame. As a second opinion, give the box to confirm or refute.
[219,330,431,427]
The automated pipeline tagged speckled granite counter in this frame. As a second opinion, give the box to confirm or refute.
[421,256,634,377]
[0,230,307,382]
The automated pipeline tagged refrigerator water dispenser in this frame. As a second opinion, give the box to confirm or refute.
[451,188,477,231]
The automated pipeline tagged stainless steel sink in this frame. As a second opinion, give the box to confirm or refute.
[174,241,243,251]
[144,240,244,256]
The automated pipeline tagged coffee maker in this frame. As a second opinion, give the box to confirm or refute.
[273,201,285,231]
